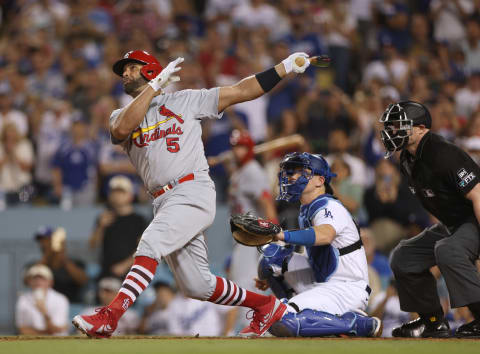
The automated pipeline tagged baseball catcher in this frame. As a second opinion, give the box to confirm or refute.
[233,152,382,337]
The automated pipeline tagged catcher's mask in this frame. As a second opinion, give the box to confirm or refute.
[277,152,336,203]
[379,101,431,158]
[112,50,163,81]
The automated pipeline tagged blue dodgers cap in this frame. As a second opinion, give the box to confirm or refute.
[34,225,54,240]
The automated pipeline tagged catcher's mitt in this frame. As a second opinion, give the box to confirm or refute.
[230,213,281,247]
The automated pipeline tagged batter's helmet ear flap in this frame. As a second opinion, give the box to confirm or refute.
[141,63,163,81]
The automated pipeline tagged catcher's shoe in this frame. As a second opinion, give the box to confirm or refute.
[392,317,450,338]
[239,295,287,337]
[72,307,118,338]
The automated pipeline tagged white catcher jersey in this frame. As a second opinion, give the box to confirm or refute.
[110,88,223,192]
[299,195,369,284]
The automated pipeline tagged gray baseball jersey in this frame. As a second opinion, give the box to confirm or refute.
[228,160,271,215]
[110,88,223,192]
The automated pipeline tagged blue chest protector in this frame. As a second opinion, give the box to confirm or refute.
[299,195,340,283]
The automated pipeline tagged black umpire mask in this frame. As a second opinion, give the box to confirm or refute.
[379,101,432,158]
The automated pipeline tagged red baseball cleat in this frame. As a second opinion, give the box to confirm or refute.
[239,295,288,337]
[72,307,118,338]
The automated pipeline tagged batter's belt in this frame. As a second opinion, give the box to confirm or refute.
[151,173,195,198]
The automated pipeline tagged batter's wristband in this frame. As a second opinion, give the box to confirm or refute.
[255,67,282,93]
[283,228,316,246]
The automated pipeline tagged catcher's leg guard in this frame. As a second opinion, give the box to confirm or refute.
[258,244,295,299]
[269,309,356,337]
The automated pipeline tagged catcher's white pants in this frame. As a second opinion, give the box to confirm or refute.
[284,253,370,315]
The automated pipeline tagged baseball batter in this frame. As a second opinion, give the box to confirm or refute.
[256,152,381,337]
[73,50,311,338]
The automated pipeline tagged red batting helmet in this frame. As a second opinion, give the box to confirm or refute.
[112,50,163,81]
[230,129,255,164]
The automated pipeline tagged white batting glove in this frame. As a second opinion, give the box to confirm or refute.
[282,52,310,74]
[148,57,184,92]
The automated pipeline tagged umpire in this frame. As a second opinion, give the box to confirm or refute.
[380,101,480,338]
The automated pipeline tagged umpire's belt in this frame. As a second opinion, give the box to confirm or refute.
[151,173,195,198]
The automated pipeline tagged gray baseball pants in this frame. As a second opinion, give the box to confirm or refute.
[135,173,217,300]
[390,220,480,313]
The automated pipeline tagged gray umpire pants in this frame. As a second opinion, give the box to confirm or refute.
[390,220,480,313]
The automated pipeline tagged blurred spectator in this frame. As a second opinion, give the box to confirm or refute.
[363,159,429,251]
[98,142,138,201]
[462,16,480,74]
[361,227,393,290]
[51,115,98,207]
[430,0,475,44]
[363,40,409,92]
[35,226,88,303]
[326,128,368,187]
[232,0,280,33]
[299,90,355,153]
[32,100,73,203]
[0,122,34,205]
[430,97,462,140]
[330,157,364,218]
[316,0,357,90]
[26,46,66,100]
[360,228,382,305]
[139,281,227,336]
[368,278,410,337]
[409,14,434,66]
[16,264,69,336]
[364,159,427,225]
[455,72,480,119]
[0,82,28,137]
[138,281,177,335]
[80,277,139,335]
[282,4,325,56]
[89,176,147,279]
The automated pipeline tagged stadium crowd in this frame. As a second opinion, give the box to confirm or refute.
[1,0,480,336]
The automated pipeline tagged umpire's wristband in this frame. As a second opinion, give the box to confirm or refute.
[255,67,282,92]
[283,228,316,246]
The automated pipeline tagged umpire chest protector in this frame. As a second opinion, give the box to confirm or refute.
[400,131,480,231]
[299,194,363,283]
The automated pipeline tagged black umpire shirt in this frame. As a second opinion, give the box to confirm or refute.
[400,131,480,231]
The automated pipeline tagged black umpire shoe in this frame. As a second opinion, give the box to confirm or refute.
[392,317,450,338]
[455,319,480,338]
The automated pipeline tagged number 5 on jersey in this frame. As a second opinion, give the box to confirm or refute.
[166,137,180,153]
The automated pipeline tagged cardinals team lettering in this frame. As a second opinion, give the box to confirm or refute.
[132,123,183,148]
[131,105,184,148]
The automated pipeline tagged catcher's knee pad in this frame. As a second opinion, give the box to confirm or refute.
[258,244,295,299]
[258,244,294,276]
[269,309,356,337]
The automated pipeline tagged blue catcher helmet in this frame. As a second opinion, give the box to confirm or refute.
[277,152,336,202]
